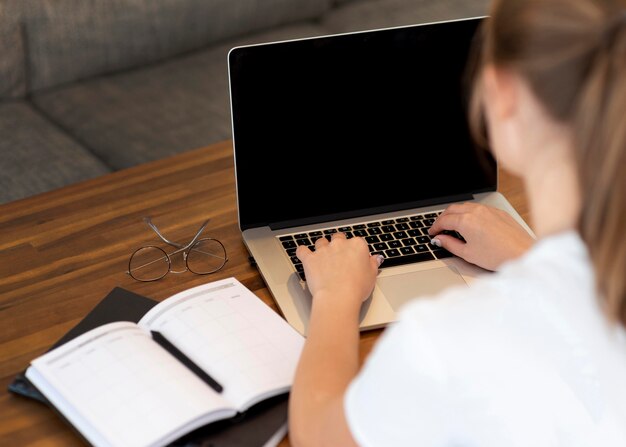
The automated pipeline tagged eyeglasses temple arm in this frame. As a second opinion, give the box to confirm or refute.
[143,216,185,249]
[143,217,211,250]
[183,219,211,250]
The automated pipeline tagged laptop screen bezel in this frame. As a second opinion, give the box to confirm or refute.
[228,16,495,232]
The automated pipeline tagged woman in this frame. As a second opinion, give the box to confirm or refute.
[288,0,626,445]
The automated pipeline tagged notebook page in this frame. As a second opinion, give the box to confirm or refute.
[27,321,236,447]
[138,277,305,411]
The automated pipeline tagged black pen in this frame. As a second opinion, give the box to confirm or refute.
[151,330,224,393]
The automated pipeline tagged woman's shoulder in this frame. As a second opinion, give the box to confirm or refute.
[349,232,626,446]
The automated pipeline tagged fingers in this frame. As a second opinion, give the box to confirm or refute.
[315,235,330,248]
[370,253,384,269]
[295,244,311,261]
[430,202,494,236]
[332,232,381,269]
[429,212,465,236]
[296,231,347,260]
[331,231,346,240]
[331,231,371,254]
[430,233,466,257]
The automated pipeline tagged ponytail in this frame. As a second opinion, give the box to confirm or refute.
[469,0,626,325]
[575,15,626,323]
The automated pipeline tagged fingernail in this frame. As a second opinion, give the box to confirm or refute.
[376,255,385,267]
[431,238,441,247]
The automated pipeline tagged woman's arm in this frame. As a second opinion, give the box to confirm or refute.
[288,203,532,445]
[289,233,381,447]
[288,289,361,447]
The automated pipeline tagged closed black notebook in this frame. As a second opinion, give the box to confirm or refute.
[8,287,289,447]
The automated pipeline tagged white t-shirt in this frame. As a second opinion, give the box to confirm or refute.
[345,231,626,446]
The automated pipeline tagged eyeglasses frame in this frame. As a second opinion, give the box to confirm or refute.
[127,217,228,281]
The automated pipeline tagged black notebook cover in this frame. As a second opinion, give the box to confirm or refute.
[8,287,289,447]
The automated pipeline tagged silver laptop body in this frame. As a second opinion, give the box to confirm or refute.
[228,17,533,336]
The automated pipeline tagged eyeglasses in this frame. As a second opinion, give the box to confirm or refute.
[127,217,228,282]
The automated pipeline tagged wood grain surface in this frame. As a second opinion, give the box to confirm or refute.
[0,140,528,446]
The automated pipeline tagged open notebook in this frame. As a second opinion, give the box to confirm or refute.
[24,278,304,447]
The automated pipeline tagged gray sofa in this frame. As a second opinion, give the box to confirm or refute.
[0,0,488,204]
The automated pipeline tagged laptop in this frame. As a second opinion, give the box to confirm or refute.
[227,16,533,336]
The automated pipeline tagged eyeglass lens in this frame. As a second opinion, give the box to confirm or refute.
[129,246,170,281]
[129,239,227,281]
[187,238,227,274]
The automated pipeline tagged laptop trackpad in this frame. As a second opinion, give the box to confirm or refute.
[378,266,467,312]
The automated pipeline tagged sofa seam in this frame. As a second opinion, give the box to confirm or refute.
[27,99,116,172]
[19,20,31,98]
[23,16,334,97]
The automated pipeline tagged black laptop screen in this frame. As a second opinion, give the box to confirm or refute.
[229,17,495,231]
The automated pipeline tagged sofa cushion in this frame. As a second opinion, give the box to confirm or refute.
[0,102,111,204]
[20,0,332,93]
[0,2,26,99]
[323,0,490,34]
[32,23,329,170]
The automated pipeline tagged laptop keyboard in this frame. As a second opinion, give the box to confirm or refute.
[277,210,464,281]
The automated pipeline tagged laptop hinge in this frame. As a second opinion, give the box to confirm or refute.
[268,193,475,231]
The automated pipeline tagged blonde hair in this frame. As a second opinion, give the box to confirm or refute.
[470,0,626,324]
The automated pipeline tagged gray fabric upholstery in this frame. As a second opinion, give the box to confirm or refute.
[0,3,26,98]
[20,0,332,93]
[0,102,110,202]
[0,0,491,204]
[323,0,490,33]
[32,24,328,170]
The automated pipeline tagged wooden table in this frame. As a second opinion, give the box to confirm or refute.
[0,139,529,446]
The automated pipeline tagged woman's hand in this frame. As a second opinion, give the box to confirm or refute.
[429,202,534,271]
[291,232,375,447]
[295,232,382,309]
